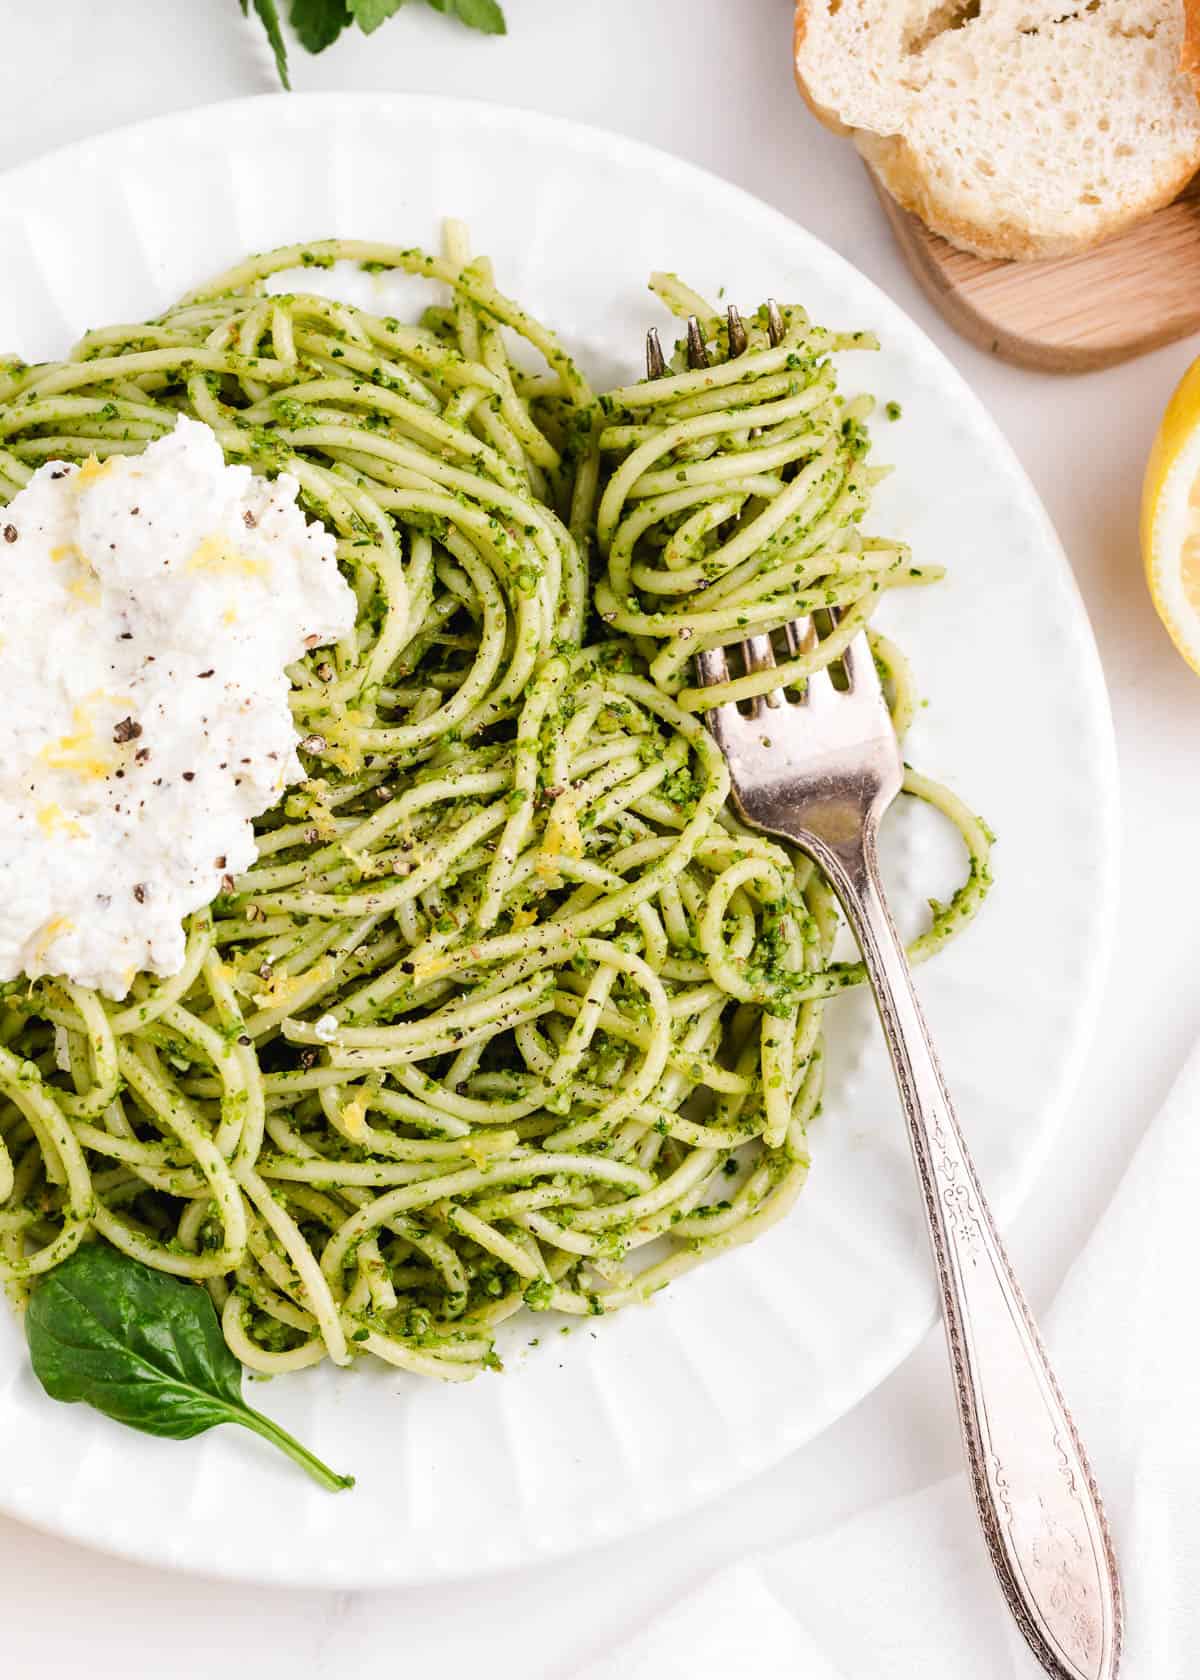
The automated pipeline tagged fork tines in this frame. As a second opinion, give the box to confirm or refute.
[644,294,784,383]
[696,619,881,723]
[685,317,709,370]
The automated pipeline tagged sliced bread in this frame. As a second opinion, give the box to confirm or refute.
[794,0,1200,260]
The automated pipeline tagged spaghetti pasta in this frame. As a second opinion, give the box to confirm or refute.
[0,230,992,1379]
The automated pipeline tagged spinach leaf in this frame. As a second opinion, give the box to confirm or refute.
[26,1243,353,1493]
[291,0,353,52]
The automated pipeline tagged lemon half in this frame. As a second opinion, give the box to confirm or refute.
[1142,356,1200,675]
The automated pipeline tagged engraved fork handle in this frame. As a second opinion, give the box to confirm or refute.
[814,824,1122,1680]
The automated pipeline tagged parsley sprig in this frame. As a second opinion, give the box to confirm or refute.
[240,0,507,88]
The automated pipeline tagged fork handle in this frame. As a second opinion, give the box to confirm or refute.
[818,829,1121,1680]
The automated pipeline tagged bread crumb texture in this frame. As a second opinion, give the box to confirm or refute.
[794,0,1200,258]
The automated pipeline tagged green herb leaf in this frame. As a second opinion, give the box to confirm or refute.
[250,0,292,87]
[26,1243,353,1493]
[291,0,353,51]
[425,0,507,30]
[350,0,409,32]
[449,0,507,32]
[246,0,505,83]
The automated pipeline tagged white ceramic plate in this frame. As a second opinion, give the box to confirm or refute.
[0,93,1117,1587]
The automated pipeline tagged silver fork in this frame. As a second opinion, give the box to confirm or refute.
[657,311,1122,1680]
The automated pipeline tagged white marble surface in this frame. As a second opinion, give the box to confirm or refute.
[2,2,1199,1673]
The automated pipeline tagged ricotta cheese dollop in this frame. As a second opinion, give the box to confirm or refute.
[0,415,356,998]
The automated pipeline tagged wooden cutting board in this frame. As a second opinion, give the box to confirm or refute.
[874,170,1200,373]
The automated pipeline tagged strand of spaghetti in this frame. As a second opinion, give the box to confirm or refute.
[237,1167,351,1366]
[115,1045,247,1271]
[0,1048,92,1276]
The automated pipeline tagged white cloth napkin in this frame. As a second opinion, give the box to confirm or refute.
[577,1040,1200,1680]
